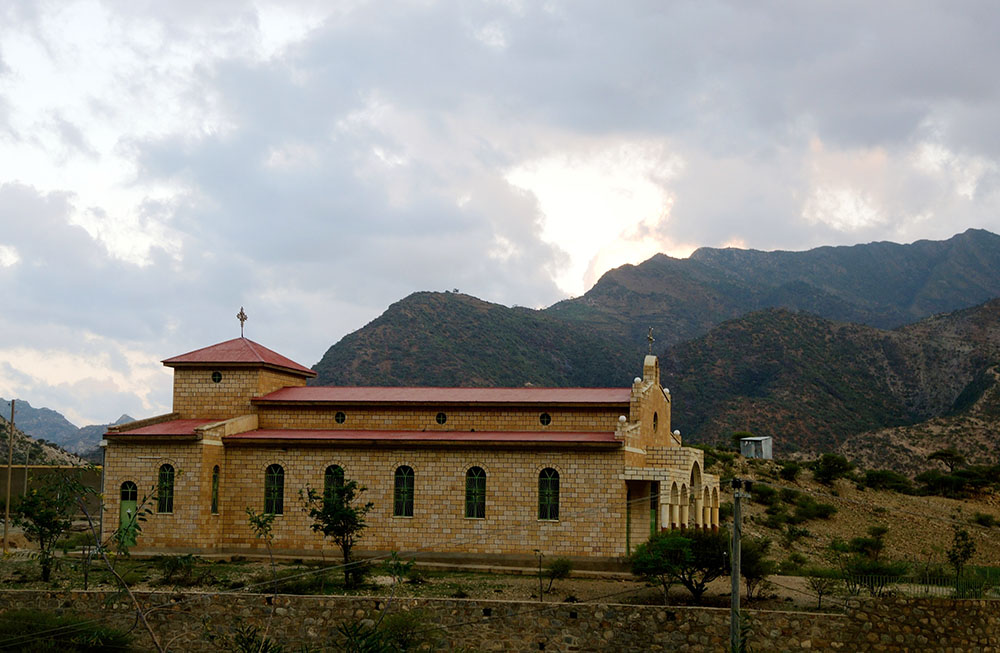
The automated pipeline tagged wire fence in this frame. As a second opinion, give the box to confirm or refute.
[839,571,1000,600]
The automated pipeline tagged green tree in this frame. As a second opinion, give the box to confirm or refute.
[544,557,573,593]
[4,471,89,582]
[740,537,777,600]
[831,525,907,596]
[301,477,374,588]
[630,530,729,604]
[946,523,976,579]
[812,454,854,485]
[803,567,840,610]
[928,448,965,473]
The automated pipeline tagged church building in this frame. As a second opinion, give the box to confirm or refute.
[102,333,720,565]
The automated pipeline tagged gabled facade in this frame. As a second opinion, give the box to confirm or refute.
[102,337,720,564]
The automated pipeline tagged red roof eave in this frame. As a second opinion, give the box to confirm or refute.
[105,418,217,438]
[252,386,631,406]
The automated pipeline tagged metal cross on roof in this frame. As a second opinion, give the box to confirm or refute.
[237,307,248,337]
[647,326,655,354]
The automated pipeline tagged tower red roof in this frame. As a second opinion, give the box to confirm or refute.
[162,337,316,377]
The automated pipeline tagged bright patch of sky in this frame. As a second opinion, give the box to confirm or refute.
[506,141,688,295]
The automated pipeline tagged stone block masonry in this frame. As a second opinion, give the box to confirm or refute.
[0,592,996,652]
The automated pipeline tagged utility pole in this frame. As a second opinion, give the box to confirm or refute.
[730,478,752,653]
[22,431,29,495]
[3,400,14,555]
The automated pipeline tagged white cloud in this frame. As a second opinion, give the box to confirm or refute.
[0,244,19,267]
[506,140,686,294]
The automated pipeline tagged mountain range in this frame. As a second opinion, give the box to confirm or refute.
[12,229,1000,468]
[0,399,132,457]
[312,229,1000,463]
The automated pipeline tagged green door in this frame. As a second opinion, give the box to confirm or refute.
[119,482,138,547]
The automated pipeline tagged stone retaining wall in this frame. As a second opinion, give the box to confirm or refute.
[0,591,996,651]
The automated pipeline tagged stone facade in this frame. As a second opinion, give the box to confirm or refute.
[2,591,996,652]
[102,339,720,562]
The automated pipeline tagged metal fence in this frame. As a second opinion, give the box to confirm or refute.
[841,571,1000,599]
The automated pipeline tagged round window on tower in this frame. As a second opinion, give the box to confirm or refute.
[335,411,346,424]
[211,371,222,383]
[436,412,447,425]
[539,413,552,426]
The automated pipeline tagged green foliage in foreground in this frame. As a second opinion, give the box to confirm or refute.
[3,470,94,582]
[0,609,132,652]
[630,530,729,604]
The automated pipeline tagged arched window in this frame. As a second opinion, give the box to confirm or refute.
[538,468,559,520]
[324,465,344,506]
[465,467,486,519]
[264,464,284,515]
[120,481,137,503]
[211,466,220,515]
[157,464,174,513]
[394,466,414,517]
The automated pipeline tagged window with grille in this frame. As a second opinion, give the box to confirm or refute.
[157,464,175,513]
[264,464,284,515]
[324,464,345,507]
[211,466,220,514]
[538,468,559,520]
[465,467,486,519]
[394,466,414,517]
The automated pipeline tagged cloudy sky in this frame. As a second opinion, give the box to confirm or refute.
[2,1,999,426]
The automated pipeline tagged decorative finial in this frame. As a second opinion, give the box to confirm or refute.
[647,326,655,354]
[237,307,248,337]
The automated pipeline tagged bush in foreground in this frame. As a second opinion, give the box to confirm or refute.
[0,609,132,652]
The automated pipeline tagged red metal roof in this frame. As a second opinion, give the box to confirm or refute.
[224,429,619,445]
[162,338,316,377]
[107,419,216,437]
[254,386,631,405]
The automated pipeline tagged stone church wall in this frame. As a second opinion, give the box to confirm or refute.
[219,445,628,558]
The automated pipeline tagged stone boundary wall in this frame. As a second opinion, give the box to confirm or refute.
[0,591,997,652]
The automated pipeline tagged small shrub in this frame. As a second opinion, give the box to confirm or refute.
[544,557,573,592]
[812,454,854,485]
[718,502,734,522]
[405,568,427,585]
[450,586,469,599]
[761,507,788,530]
[751,484,778,506]
[972,512,998,528]
[779,462,801,481]
[782,525,811,546]
[863,470,914,494]
[779,488,801,504]
[251,567,333,594]
[153,554,199,586]
[779,553,807,575]
[380,609,435,651]
[788,496,837,523]
[0,609,132,652]
[55,531,97,551]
